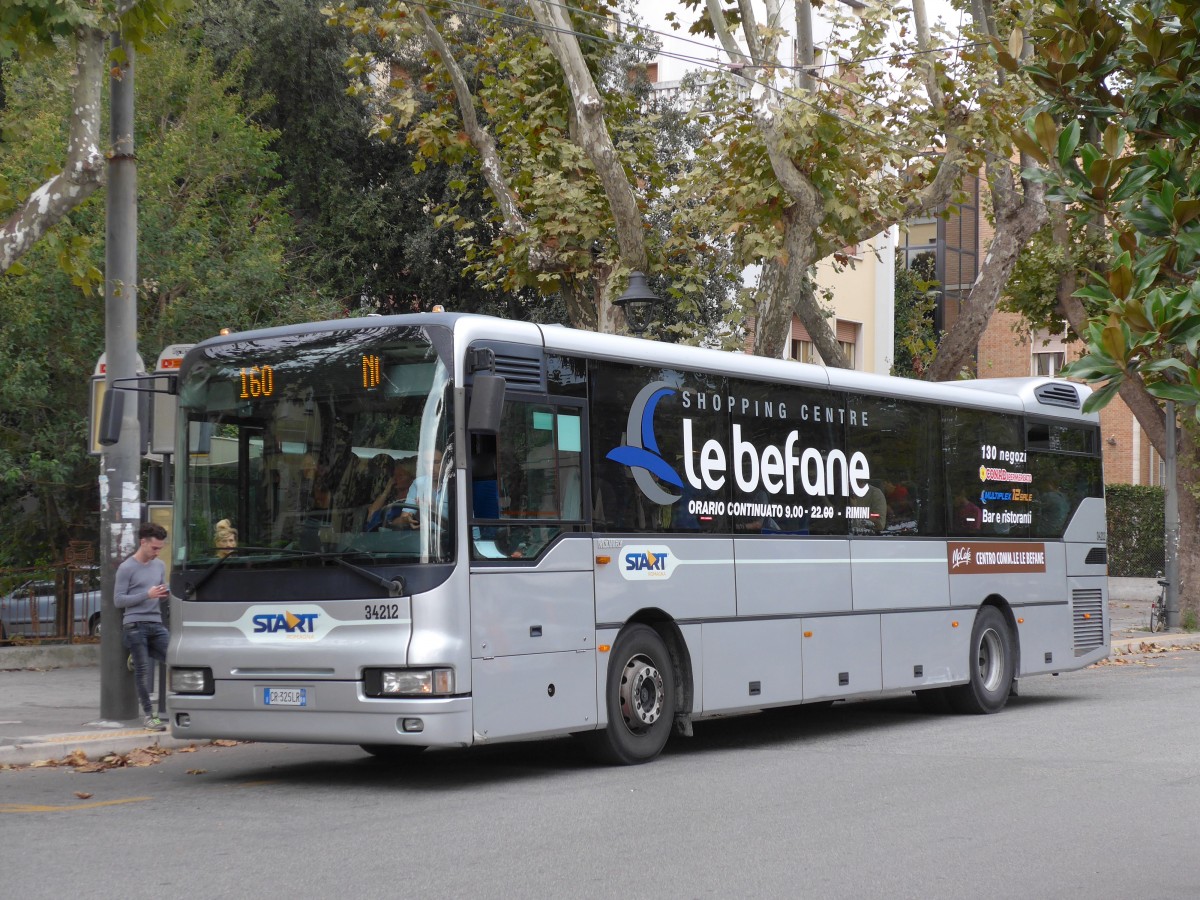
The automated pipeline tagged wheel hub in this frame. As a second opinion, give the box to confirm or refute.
[977,628,1004,692]
[619,655,664,731]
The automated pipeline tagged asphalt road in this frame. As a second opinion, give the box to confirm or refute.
[4,651,1199,900]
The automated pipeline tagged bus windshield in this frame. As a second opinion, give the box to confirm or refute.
[175,325,455,569]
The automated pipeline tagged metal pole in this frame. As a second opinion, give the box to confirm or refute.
[1164,400,1180,629]
[100,33,141,720]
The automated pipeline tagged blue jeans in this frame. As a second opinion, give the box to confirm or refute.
[122,621,169,716]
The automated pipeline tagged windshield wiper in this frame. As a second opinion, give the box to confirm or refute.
[185,546,405,598]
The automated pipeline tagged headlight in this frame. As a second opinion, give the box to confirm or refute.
[363,668,454,697]
[170,667,214,695]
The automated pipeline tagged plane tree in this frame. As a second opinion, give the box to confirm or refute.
[0,0,185,280]
[324,0,737,338]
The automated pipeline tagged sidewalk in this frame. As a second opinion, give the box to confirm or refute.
[2,578,1197,767]
[0,649,197,767]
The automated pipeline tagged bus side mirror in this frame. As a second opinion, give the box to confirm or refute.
[98,389,125,446]
[468,374,506,435]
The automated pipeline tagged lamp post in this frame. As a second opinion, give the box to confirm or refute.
[612,271,661,336]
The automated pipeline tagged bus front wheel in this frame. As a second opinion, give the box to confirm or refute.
[948,606,1015,715]
[586,624,675,765]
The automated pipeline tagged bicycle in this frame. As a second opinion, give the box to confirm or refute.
[1150,573,1170,633]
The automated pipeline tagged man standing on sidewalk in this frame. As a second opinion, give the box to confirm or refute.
[116,523,170,731]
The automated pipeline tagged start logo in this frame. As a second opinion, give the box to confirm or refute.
[237,604,329,642]
[252,611,318,634]
[620,545,678,581]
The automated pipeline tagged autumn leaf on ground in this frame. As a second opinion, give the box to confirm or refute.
[210,739,241,747]
[125,748,161,767]
[186,768,208,775]
[74,791,93,800]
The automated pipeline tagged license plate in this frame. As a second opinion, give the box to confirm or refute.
[264,687,308,707]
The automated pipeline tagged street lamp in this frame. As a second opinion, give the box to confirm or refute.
[613,271,661,336]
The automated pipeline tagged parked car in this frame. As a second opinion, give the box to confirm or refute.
[0,574,102,639]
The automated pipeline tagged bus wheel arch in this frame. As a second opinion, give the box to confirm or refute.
[949,599,1018,715]
[587,614,690,765]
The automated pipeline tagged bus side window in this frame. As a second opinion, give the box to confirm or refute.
[470,403,582,560]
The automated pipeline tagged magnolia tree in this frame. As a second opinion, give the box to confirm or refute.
[1007,0,1200,618]
[0,1,185,281]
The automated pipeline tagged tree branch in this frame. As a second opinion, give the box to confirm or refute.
[925,168,1047,381]
[527,1,647,278]
[910,0,945,111]
[1050,211,1168,452]
[0,28,106,274]
[706,0,752,68]
[416,10,527,242]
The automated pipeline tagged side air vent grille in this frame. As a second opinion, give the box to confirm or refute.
[1072,588,1105,656]
[1085,546,1107,566]
[494,354,545,390]
[1035,383,1080,409]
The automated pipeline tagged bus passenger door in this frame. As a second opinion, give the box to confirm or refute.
[467,399,597,743]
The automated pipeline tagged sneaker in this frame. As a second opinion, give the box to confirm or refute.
[144,715,166,732]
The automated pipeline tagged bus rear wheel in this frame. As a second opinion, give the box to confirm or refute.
[948,606,1015,715]
[585,624,675,765]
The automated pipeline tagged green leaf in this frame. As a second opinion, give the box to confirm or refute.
[1145,381,1200,404]
[1032,112,1058,157]
[1100,320,1128,361]
[1057,120,1081,168]
[1174,199,1200,228]
[1012,129,1049,165]
[1081,378,1123,413]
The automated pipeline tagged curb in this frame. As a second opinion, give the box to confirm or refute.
[0,729,199,768]
[0,643,99,670]
[1109,633,1200,656]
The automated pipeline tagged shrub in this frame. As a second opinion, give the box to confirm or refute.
[1105,484,1164,577]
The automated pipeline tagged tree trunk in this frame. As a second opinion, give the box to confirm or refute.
[1176,424,1200,625]
[0,28,106,274]
[529,2,648,278]
[925,173,1046,381]
[1052,212,1193,617]
[752,214,847,365]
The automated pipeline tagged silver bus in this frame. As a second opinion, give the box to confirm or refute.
[166,313,1108,764]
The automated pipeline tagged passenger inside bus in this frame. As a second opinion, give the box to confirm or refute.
[214,519,237,557]
[365,457,416,531]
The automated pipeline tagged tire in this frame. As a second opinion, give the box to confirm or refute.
[948,606,1015,715]
[360,744,425,761]
[1149,602,1164,633]
[88,614,102,638]
[584,624,676,765]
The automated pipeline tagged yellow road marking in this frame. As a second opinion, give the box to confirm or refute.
[0,797,152,813]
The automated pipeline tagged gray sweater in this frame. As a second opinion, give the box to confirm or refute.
[115,555,167,624]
